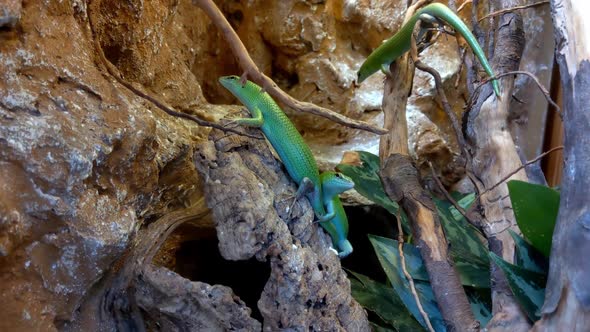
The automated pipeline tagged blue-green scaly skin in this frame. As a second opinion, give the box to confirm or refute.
[320,172,355,258]
[357,3,500,96]
[219,76,328,220]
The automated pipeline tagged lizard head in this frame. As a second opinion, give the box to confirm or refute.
[219,75,263,109]
[321,171,355,197]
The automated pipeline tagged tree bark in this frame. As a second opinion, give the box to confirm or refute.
[194,126,369,331]
[464,1,530,330]
[532,1,590,330]
[377,4,478,330]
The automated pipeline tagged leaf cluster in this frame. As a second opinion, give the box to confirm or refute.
[338,152,559,331]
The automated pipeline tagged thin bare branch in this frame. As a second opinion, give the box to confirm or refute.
[412,52,488,202]
[192,0,388,135]
[428,162,484,230]
[478,1,549,22]
[470,145,564,211]
[472,70,563,119]
[396,209,435,332]
[87,4,262,140]
[414,60,470,160]
[457,0,473,13]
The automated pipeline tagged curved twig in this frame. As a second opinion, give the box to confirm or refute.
[396,208,435,332]
[471,145,563,208]
[428,162,484,230]
[478,1,549,22]
[86,2,262,140]
[472,70,563,119]
[192,0,388,135]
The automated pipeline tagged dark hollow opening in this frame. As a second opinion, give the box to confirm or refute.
[175,238,270,322]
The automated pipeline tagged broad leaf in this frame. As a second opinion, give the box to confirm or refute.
[489,253,546,321]
[434,197,490,288]
[370,323,397,332]
[369,235,446,331]
[507,180,559,257]
[449,193,476,221]
[336,151,410,231]
[509,230,548,274]
[465,288,492,326]
[348,271,424,331]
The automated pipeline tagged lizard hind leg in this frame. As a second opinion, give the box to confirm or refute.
[380,63,392,78]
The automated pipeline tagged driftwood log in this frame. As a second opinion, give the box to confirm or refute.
[377,1,479,331]
[193,125,369,331]
[464,0,529,330]
[532,0,590,330]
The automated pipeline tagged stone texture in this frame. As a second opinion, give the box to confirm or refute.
[0,1,210,330]
[0,0,21,28]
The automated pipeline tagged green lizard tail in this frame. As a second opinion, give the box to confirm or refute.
[357,2,500,97]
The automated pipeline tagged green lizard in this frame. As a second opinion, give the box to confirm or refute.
[219,75,336,222]
[357,2,500,97]
[320,172,355,258]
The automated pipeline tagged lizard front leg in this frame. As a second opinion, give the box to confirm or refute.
[224,105,264,129]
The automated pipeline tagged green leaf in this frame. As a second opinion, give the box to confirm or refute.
[507,180,559,257]
[509,230,548,274]
[465,288,492,326]
[449,193,476,221]
[489,253,546,321]
[375,238,430,281]
[348,271,424,332]
[433,197,490,288]
[336,151,410,232]
[369,235,446,331]
[370,323,397,332]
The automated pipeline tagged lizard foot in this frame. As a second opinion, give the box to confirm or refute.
[239,72,249,87]
[286,177,315,220]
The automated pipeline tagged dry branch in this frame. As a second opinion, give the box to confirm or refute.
[376,1,478,330]
[472,70,562,119]
[414,60,470,162]
[478,1,549,22]
[463,2,530,330]
[396,209,436,332]
[86,2,263,140]
[380,156,479,331]
[192,0,388,135]
[470,145,563,210]
[532,0,590,329]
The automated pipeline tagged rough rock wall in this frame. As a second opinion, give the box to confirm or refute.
[0,0,213,330]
